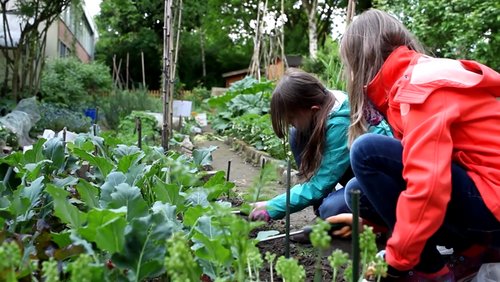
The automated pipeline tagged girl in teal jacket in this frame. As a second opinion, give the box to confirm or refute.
[249,68,392,221]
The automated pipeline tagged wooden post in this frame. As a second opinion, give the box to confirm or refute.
[126,52,129,89]
[141,51,146,88]
[136,117,142,149]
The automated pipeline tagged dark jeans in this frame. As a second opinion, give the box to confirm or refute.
[289,127,351,219]
[345,134,500,272]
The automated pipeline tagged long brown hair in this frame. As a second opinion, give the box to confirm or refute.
[340,9,425,146]
[270,68,335,180]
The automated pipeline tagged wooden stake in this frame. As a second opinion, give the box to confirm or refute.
[141,51,146,88]
[126,52,129,89]
[136,117,142,149]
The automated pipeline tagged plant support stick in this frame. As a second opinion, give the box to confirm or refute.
[285,158,291,258]
[351,188,361,282]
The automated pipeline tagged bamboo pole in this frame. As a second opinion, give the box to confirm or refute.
[161,0,173,151]
[346,0,356,27]
[172,0,183,80]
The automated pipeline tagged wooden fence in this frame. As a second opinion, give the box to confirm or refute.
[148,90,161,98]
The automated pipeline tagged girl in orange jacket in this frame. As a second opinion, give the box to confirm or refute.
[338,9,500,281]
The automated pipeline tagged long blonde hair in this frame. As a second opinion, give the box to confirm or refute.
[270,68,335,179]
[340,9,425,146]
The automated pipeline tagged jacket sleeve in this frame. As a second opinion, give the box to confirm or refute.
[266,119,351,219]
[385,89,460,270]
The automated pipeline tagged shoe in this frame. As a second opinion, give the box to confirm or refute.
[381,270,455,282]
[437,245,454,256]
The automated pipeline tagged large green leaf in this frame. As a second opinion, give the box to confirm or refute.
[114,145,145,173]
[108,183,148,221]
[42,137,66,171]
[152,176,184,208]
[183,205,209,227]
[192,145,217,168]
[79,208,127,253]
[203,171,235,201]
[72,148,114,178]
[76,180,99,209]
[23,160,51,182]
[111,203,181,281]
[186,189,209,208]
[23,138,46,164]
[99,171,127,206]
[46,184,87,228]
[191,216,231,266]
[20,176,44,207]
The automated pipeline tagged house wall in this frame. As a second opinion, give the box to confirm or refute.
[45,23,59,59]
[58,20,91,62]
[267,59,284,81]
[224,74,247,87]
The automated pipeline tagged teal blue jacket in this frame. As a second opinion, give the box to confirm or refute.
[267,91,393,219]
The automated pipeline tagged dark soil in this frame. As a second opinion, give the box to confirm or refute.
[197,137,376,281]
[251,220,352,282]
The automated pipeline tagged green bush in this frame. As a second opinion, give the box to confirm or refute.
[116,111,160,146]
[99,89,162,130]
[33,102,92,134]
[183,87,211,111]
[301,38,345,91]
[40,57,113,109]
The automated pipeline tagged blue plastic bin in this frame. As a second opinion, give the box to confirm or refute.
[84,108,97,123]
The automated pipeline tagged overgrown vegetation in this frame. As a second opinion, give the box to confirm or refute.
[376,0,500,69]
[99,89,162,130]
[207,77,287,159]
[0,130,386,281]
[40,57,113,109]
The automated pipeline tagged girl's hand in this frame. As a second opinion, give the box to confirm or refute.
[249,201,271,222]
[325,213,362,238]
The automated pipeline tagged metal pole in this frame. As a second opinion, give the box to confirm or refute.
[351,188,361,282]
[226,160,232,182]
[285,159,291,258]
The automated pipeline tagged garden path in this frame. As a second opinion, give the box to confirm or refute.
[195,138,317,230]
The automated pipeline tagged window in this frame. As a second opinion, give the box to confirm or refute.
[59,41,70,57]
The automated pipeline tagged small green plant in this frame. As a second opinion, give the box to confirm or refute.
[165,233,201,282]
[0,241,21,282]
[42,258,60,282]
[360,226,387,282]
[310,219,332,282]
[265,251,277,282]
[275,256,306,282]
[328,250,349,282]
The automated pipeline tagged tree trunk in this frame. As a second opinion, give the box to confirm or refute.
[199,28,206,79]
[302,0,318,59]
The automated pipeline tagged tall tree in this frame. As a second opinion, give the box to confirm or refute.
[0,0,76,99]
[376,0,500,69]
[95,0,163,89]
